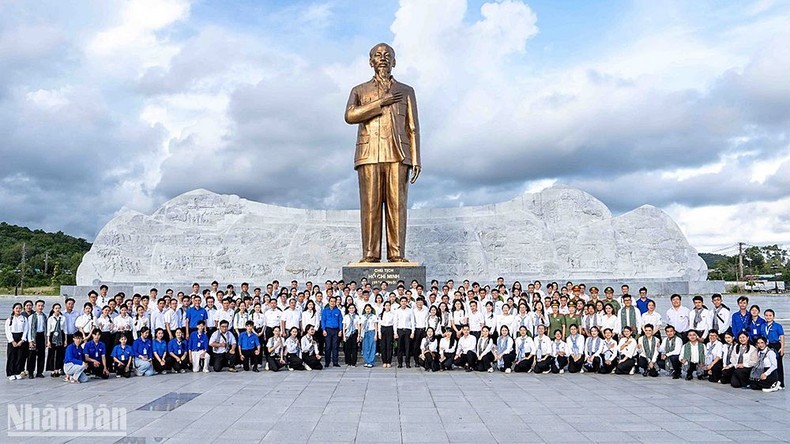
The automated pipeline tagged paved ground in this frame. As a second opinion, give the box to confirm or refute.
[1,361,789,443]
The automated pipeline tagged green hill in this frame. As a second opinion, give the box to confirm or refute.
[0,222,91,288]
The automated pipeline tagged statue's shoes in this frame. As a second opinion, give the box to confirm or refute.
[359,257,380,263]
[388,257,409,263]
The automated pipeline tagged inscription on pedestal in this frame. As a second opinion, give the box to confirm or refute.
[342,265,427,287]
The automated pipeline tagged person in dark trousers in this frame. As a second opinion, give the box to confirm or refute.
[321,296,343,367]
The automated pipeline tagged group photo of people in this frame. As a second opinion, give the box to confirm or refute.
[4,278,785,393]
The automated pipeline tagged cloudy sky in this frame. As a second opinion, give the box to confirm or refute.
[1,0,788,254]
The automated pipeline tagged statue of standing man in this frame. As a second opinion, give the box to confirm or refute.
[345,43,421,263]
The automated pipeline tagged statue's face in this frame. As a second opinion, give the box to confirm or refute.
[370,45,395,74]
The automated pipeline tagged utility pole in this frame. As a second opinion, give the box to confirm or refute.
[737,242,744,282]
[44,251,49,275]
[20,242,27,295]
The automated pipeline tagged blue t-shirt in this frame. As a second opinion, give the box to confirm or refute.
[749,316,767,341]
[83,340,106,361]
[238,331,261,350]
[168,338,187,355]
[111,344,132,361]
[186,307,208,329]
[321,306,342,330]
[763,321,785,344]
[152,339,168,358]
[188,331,208,351]
[64,344,84,365]
[635,297,653,314]
[133,337,153,359]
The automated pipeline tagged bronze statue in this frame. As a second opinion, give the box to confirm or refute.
[345,43,420,263]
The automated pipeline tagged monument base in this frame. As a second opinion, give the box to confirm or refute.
[342,262,427,287]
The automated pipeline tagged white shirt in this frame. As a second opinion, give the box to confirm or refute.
[301,335,319,355]
[638,335,660,361]
[75,313,95,335]
[421,337,438,353]
[360,313,378,332]
[533,336,552,359]
[282,308,302,332]
[711,305,731,333]
[689,307,712,336]
[284,337,300,354]
[467,310,484,332]
[640,311,662,332]
[584,336,604,357]
[476,336,494,357]
[705,340,723,364]
[5,315,29,342]
[379,311,394,329]
[551,340,567,357]
[660,336,682,357]
[264,309,282,328]
[393,307,415,330]
[457,335,477,354]
[301,310,320,331]
[665,306,690,332]
[413,306,429,329]
[150,308,166,331]
[600,314,621,335]
[439,337,455,354]
[515,336,535,360]
[618,337,637,359]
[566,334,585,356]
[114,314,133,332]
[210,330,236,354]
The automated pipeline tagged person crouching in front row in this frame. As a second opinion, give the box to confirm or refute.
[133,327,155,376]
[615,326,637,375]
[533,325,553,373]
[238,320,261,372]
[63,332,88,383]
[266,326,287,372]
[637,324,660,377]
[189,320,209,373]
[680,330,705,380]
[301,325,323,370]
[111,334,133,378]
[84,328,110,379]
[750,337,781,392]
[209,320,238,372]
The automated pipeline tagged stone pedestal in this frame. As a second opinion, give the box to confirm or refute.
[342,262,427,286]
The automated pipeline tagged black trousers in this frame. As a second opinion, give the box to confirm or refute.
[213,352,237,372]
[750,371,779,389]
[166,355,186,372]
[115,359,132,377]
[46,344,65,372]
[598,358,616,374]
[286,353,305,370]
[720,366,734,385]
[658,355,681,377]
[396,329,412,366]
[87,362,109,379]
[731,367,752,388]
[550,356,569,373]
[6,333,25,376]
[440,352,455,370]
[567,355,584,373]
[344,332,359,366]
[152,357,169,373]
[475,352,495,371]
[263,327,276,358]
[583,356,601,373]
[412,328,426,365]
[27,332,46,375]
[314,328,324,355]
[637,357,659,376]
[534,357,552,374]
[769,343,784,388]
[615,357,636,374]
[513,356,534,373]
[100,332,114,368]
[423,352,439,371]
[266,355,285,371]
[454,350,477,368]
[498,351,515,371]
[380,326,394,364]
[706,360,723,382]
[240,349,258,370]
[302,353,323,370]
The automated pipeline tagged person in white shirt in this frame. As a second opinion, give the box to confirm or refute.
[342,304,360,367]
[300,324,323,370]
[658,325,683,379]
[600,303,621,340]
[281,299,302,338]
[583,326,604,373]
[614,326,638,375]
[378,301,395,368]
[700,330,723,382]
[730,331,758,388]
[467,300,484,339]
[640,300,662,339]
[473,326,495,372]
[233,301,250,337]
[680,330,705,380]
[710,293,731,335]
[565,324,585,373]
[263,298,282,345]
[513,326,535,373]
[419,327,439,372]
[453,325,478,372]
[618,295,642,338]
[451,300,467,339]
[411,298,430,365]
[533,325,553,374]
[511,304,532,341]
[637,324,660,377]
[751,337,781,392]
[265,326,286,372]
[494,325,514,372]
[550,328,568,374]
[75,303,95,337]
[438,329,456,371]
[689,295,712,338]
[393,297,415,368]
[665,294,690,340]
[495,304,515,341]
[6,303,29,380]
[598,328,619,374]
[150,299,166,332]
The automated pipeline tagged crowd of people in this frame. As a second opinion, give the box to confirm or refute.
[3,278,785,392]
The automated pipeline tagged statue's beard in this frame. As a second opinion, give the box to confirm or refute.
[375,65,392,78]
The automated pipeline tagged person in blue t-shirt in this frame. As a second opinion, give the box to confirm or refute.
[321,296,343,367]
[152,328,169,374]
[63,332,88,383]
[731,296,750,338]
[634,287,653,314]
[83,328,109,379]
[763,309,785,389]
[111,334,133,378]
[186,296,208,336]
[188,320,209,373]
[238,320,261,372]
[132,327,155,376]
[167,328,189,373]
[748,305,767,343]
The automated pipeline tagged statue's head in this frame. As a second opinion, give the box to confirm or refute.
[369,43,395,75]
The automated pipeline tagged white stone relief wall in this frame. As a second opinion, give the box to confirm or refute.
[77,185,708,285]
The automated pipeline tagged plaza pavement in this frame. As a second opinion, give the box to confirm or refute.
[1,359,789,444]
